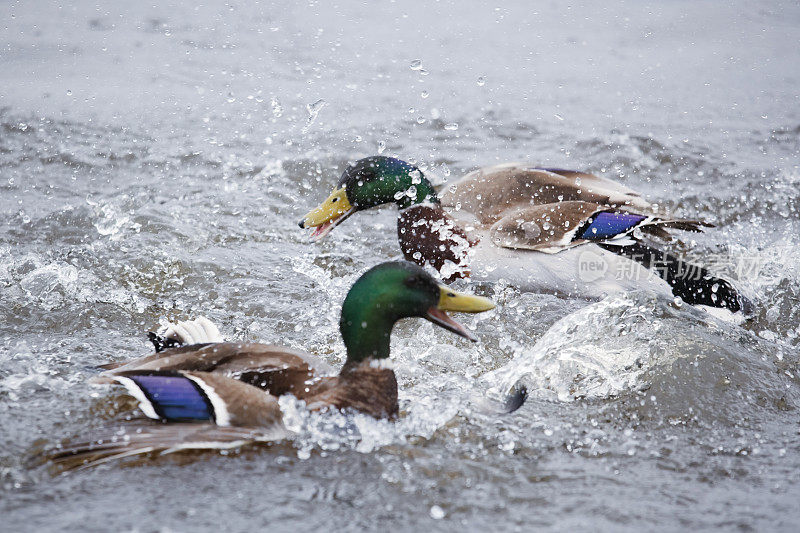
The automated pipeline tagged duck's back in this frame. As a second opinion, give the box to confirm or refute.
[439,164,654,224]
[97,342,336,398]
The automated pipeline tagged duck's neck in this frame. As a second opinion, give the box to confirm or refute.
[394,174,439,209]
[397,204,474,282]
[340,285,397,365]
[340,313,393,365]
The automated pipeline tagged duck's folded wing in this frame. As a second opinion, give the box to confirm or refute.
[490,201,711,253]
[46,422,288,471]
[94,343,335,397]
[440,165,654,223]
[109,370,283,427]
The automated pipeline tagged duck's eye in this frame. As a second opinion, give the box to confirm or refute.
[331,197,338,203]
[446,292,456,298]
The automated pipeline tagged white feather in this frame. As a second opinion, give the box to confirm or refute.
[184,374,231,427]
[113,376,159,420]
[196,316,224,342]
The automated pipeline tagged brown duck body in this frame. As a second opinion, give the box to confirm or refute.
[54,347,400,469]
[396,165,709,282]
[389,163,751,311]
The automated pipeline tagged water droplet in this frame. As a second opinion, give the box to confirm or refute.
[66,89,73,96]
[416,116,426,124]
[410,170,422,184]
[429,505,445,520]
[421,90,429,98]
[410,59,422,70]
[575,177,581,186]
[555,114,564,121]
[303,99,327,132]
[377,140,386,154]
[444,123,459,131]
[270,97,283,117]
[476,76,485,86]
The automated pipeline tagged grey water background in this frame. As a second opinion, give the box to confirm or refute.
[2,0,800,530]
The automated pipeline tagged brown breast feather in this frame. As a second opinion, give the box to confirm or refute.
[305,362,399,419]
[397,204,475,282]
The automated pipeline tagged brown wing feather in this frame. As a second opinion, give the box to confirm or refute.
[45,421,288,471]
[440,165,654,224]
[490,201,602,252]
[94,343,335,398]
[182,371,286,428]
[491,202,712,252]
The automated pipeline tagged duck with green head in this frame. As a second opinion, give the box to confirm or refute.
[299,156,750,315]
[53,261,495,468]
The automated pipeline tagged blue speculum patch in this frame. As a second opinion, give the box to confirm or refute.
[579,211,646,240]
[130,375,213,421]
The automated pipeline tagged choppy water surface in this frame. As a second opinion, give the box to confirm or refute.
[2,1,800,530]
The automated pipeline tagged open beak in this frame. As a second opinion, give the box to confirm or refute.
[298,187,355,240]
[425,285,496,342]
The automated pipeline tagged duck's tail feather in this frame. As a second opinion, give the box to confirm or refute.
[42,422,280,471]
[148,316,224,353]
[147,331,183,353]
[601,241,752,314]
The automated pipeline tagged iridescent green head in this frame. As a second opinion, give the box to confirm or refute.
[339,261,495,364]
[299,156,439,240]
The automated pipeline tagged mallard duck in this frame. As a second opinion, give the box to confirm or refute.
[299,156,749,314]
[50,261,495,468]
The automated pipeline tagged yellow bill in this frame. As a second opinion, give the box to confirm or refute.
[425,286,495,342]
[298,187,355,240]
[437,286,496,313]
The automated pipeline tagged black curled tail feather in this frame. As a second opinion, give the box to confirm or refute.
[147,332,183,353]
[600,241,749,313]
